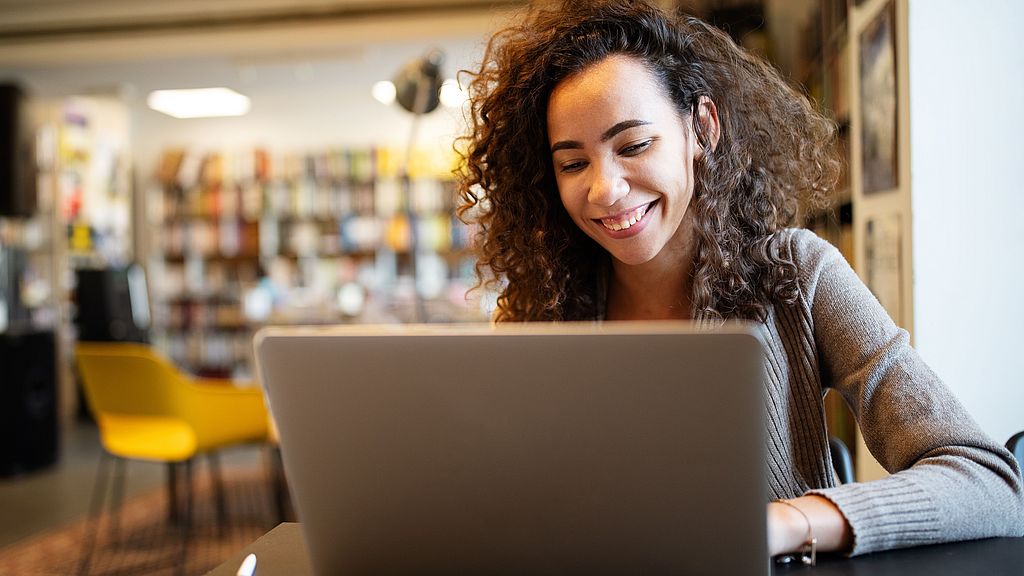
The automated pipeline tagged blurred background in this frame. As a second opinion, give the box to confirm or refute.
[0,0,845,431]
[0,0,1021,573]
[0,0,844,401]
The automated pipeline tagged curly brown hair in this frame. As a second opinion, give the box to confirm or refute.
[456,0,840,322]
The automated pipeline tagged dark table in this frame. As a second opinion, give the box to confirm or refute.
[206,523,1024,576]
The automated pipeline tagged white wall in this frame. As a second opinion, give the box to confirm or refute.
[908,0,1024,444]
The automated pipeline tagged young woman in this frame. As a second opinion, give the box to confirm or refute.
[456,0,1023,561]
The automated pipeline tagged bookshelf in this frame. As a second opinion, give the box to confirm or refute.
[794,0,858,456]
[794,0,914,482]
[798,0,853,238]
[148,145,487,378]
[14,95,136,424]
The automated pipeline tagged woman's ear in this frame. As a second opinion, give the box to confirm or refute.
[693,96,721,157]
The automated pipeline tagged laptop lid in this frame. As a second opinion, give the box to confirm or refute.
[255,322,768,576]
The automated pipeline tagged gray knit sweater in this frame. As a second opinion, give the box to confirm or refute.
[739,228,1024,555]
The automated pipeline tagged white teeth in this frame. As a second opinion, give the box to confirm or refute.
[602,205,648,231]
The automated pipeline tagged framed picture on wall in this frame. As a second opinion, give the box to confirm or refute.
[859,0,898,195]
[865,213,902,325]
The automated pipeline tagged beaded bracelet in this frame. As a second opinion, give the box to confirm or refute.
[773,499,817,566]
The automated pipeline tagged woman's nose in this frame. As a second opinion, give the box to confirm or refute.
[587,161,630,207]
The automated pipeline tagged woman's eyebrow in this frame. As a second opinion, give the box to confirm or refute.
[600,119,651,141]
[551,139,582,153]
[550,119,652,153]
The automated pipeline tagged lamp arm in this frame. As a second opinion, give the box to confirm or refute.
[401,74,433,323]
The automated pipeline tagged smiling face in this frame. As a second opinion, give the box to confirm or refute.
[547,54,701,269]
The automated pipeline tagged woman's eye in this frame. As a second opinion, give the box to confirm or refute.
[620,140,653,156]
[559,160,587,174]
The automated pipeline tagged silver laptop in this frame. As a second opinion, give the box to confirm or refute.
[255,322,768,576]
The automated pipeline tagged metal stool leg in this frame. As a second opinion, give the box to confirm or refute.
[167,461,179,525]
[267,444,288,524]
[208,452,227,536]
[108,457,127,545]
[77,451,112,576]
[175,459,194,576]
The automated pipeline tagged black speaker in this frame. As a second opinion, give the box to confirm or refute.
[0,83,36,217]
[0,330,58,477]
[0,246,32,331]
[74,266,150,343]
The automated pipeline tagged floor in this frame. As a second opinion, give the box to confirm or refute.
[0,421,166,548]
[0,420,266,550]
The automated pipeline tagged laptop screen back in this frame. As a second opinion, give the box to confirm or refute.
[255,322,768,576]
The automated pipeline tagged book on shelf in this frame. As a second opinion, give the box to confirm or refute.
[151,144,487,375]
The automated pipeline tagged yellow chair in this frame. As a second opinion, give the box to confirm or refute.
[74,342,270,576]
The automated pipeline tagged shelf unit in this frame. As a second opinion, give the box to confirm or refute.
[794,0,913,482]
[148,145,487,378]
[14,95,135,424]
[794,0,858,457]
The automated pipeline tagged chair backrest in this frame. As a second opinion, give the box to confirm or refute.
[829,436,855,485]
[1007,431,1024,468]
[75,342,188,419]
[76,342,269,454]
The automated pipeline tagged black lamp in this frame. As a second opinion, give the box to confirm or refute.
[393,48,446,116]
[391,48,447,322]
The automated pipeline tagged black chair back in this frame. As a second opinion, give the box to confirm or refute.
[829,436,855,485]
[1007,431,1024,468]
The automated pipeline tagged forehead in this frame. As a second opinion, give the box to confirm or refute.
[547,55,676,134]
[555,54,660,95]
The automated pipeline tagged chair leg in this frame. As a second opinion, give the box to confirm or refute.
[208,452,227,535]
[267,444,288,524]
[77,451,112,576]
[167,461,179,525]
[108,457,127,545]
[175,459,194,576]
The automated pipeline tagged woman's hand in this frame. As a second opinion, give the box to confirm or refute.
[767,495,854,558]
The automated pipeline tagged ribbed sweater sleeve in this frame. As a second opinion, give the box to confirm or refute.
[787,229,1024,555]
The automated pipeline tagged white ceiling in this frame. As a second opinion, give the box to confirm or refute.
[0,0,815,102]
[0,1,518,105]
[0,0,520,69]
[0,0,515,34]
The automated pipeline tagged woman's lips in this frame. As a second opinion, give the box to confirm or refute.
[593,200,657,237]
